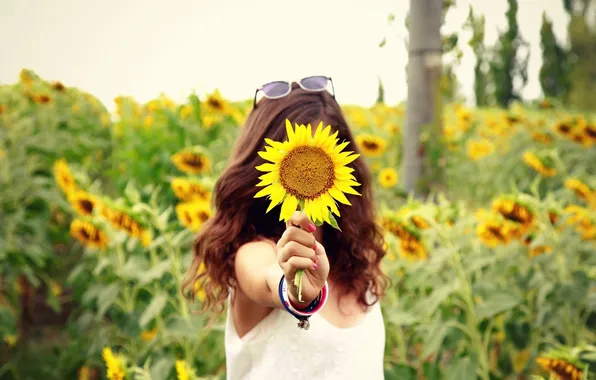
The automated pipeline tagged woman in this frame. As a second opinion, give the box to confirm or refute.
[183,77,389,379]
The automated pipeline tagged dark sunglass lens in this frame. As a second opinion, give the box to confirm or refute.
[300,76,328,90]
[262,81,290,98]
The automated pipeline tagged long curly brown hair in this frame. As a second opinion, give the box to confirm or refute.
[182,84,390,317]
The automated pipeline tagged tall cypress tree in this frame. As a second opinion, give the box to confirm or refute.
[564,0,596,110]
[539,12,570,101]
[465,6,490,106]
[489,0,530,107]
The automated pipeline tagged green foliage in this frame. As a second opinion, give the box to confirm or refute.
[488,0,530,108]
[1,70,596,380]
[465,6,491,107]
[566,3,596,111]
[539,12,571,102]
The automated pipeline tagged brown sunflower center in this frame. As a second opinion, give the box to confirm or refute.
[279,146,334,200]
[362,140,379,150]
[197,211,210,223]
[79,199,95,214]
[208,98,223,110]
[183,154,205,169]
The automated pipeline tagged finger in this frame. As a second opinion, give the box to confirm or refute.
[277,226,316,250]
[286,211,317,233]
[313,240,327,257]
[278,241,316,263]
[283,256,317,278]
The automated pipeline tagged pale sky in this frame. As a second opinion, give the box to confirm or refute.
[0,0,568,110]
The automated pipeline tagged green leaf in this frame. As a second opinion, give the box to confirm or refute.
[387,310,419,327]
[124,181,141,204]
[384,364,416,380]
[138,259,171,285]
[139,293,168,328]
[422,320,448,359]
[413,281,458,318]
[97,283,121,317]
[423,362,443,380]
[475,291,522,320]
[445,357,477,380]
[150,357,174,380]
[328,211,341,231]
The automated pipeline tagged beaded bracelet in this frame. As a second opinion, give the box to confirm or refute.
[278,274,329,330]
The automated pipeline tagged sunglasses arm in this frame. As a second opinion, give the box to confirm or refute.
[329,77,336,99]
[253,88,260,108]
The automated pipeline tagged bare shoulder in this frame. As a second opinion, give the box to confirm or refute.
[235,238,277,265]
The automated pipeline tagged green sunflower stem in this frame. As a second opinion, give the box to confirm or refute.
[294,269,305,303]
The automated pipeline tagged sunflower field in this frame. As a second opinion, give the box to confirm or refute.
[0,69,595,380]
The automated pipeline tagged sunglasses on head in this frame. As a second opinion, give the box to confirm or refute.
[253,75,335,108]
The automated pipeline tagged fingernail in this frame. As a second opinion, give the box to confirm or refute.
[313,256,318,264]
[313,263,318,270]
[308,223,316,232]
[313,243,317,251]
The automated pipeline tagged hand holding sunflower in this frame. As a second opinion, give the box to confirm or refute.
[255,119,361,301]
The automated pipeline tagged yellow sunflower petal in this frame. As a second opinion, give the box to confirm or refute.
[329,186,351,205]
[265,138,286,151]
[258,171,279,185]
[322,193,340,216]
[335,180,361,196]
[286,119,295,141]
[336,152,360,166]
[280,195,299,221]
[256,163,278,172]
[258,147,284,163]
[266,184,286,213]
[255,185,275,198]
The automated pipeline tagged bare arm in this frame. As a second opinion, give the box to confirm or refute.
[234,213,330,311]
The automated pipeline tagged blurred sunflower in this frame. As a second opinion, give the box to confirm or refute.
[193,262,207,301]
[531,131,554,144]
[536,356,583,380]
[255,120,361,225]
[176,201,213,232]
[171,148,211,175]
[399,236,427,261]
[378,168,398,188]
[68,191,101,216]
[101,207,151,246]
[53,158,77,195]
[70,219,108,249]
[554,120,573,136]
[492,197,535,232]
[564,178,594,204]
[355,134,387,157]
[203,90,230,114]
[175,360,190,380]
[522,151,556,177]
[140,328,158,342]
[564,205,596,240]
[466,139,495,160]
[475,211,515,248]
[171,177,212,202]
[102,347,125,380]
[583,123,596,143]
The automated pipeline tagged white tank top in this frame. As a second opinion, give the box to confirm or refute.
[224,293,386,380]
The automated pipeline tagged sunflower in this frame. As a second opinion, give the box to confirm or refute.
[399,236,427,261]
[564,178,594,204]
[171,177,212,202]
[70,219,108,249]
[176,201,213,232]
[378,168,398,188]
[203,90,230,114]
[536,357,583,380]
[102,347,125,380]
[466,139,495,160]
[554,120,573,136]
[171,148,211,175]
[476,219,513,247]
[140,328,158,342]
[584,123,596,143]
[564,205,596,240]
[492,197,535,232]
[193,262,207,301]
[355,134,387,157]
[101,207,151,246]
[531,132,554,144]
[68,191,101,216]
[522,151,556,177]
[254,120,361,225]
[175,360,191,380]
[53,158,77,195]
